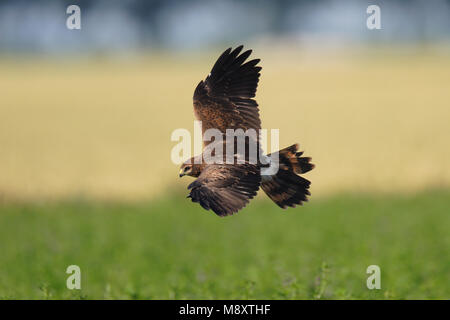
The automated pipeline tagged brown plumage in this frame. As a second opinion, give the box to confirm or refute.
[179,46,314,216]
[187,164,261,216]
[193,46,261,143]
[261,144,315,209]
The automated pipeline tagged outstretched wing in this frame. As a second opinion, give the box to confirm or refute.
[193,45,262,143]
[187,164,261,217]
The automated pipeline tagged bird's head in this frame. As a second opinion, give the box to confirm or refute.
[179,158,201,178]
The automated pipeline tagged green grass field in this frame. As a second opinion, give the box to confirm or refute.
[1,191,448,299]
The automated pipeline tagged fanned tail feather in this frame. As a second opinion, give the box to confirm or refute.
[261,144,314,208]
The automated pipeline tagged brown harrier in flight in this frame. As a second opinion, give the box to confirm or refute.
[179,45,314,216]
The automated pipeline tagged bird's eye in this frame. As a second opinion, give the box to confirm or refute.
[184,166,191,172]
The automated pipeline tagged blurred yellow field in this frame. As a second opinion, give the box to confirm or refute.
[1,49,449,200]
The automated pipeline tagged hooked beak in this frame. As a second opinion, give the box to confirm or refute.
[179,169,185,178]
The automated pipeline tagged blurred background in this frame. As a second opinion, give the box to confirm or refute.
[0,0,449,299]
[1,0,450,200]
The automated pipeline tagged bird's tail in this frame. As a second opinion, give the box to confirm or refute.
[261,144,314,208]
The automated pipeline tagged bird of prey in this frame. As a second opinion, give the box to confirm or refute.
[179,45,314,216]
